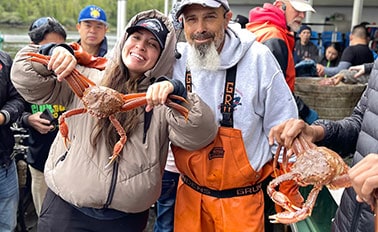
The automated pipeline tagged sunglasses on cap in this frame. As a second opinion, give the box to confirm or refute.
[29,17,57,31]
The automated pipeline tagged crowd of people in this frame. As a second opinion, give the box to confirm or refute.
[1,1,378,232]
[291,22,376,80]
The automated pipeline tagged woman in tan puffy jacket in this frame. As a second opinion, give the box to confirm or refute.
[11,9,217,232]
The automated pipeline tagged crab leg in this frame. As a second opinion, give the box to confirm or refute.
[28,52,95,99]
[269,186,322,224]
[121,97,148,111]
[273,144,281,177]
[29,56,49,66]
[165,99,189,120]
[72,69,96,87]
[122,93,147,101]
[58,108,87,149]
[26,52,50,62]
[105,115,127,168]
[267,173,302,214]
[167,94,189,105]
[65,71,87,98]
[120,95,189,119]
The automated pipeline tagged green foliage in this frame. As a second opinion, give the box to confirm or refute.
[0,0,166,30]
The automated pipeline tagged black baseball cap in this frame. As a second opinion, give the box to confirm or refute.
[126,18,169,50]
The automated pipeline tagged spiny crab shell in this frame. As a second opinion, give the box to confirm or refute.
[82,86,125,119]
[290,146,349,189]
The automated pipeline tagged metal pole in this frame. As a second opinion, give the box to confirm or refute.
[351,0,363,30]
[117,0,127,38]
[165,0,169,15]
[305,0,314,23]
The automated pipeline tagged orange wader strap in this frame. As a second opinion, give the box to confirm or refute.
[186,65,237,127]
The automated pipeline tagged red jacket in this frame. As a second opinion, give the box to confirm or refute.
[246,3,296,91]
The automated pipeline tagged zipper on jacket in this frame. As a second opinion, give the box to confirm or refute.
[54,151,67,166]
[350,198,362,231]
[103,160,119,208]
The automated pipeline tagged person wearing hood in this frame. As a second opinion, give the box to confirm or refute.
[171,0,298,231]
[247,0,318,125]
[246,3,317,228]
[11,9,217,232]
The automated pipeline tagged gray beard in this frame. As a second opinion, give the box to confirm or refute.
[187,42,220,71]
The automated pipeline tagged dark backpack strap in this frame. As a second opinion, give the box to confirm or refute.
[220,65,237,127]
[143,110,153,144]
[185,65,237,127]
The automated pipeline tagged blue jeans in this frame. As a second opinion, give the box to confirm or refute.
[0,160,19,232]
[153,170,179,232]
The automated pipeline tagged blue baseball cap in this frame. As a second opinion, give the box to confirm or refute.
[78,5,107,26]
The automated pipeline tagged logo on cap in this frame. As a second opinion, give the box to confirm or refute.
[140,19,164,34]
[90,8,101,19]
[78,5,107,24]
[127,18,168,50]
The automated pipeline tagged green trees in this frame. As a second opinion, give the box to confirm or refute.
[0,0,166,30]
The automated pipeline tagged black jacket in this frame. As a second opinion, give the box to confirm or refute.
[314,58,378,232]
[0,51,25,167]
[18,103,65,172]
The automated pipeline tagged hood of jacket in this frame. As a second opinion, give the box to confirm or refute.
[215,26,257,70]
[106,9,176,89]
[248,3,287,30]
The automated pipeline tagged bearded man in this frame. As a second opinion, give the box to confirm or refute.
[170,0,298,231]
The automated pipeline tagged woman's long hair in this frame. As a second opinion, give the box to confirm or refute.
[90,9,175,153]
[90,35,142,152]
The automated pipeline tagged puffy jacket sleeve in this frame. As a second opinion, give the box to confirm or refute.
[11,44,75,106]
[167,93,217,151]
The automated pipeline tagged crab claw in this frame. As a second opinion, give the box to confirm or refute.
[58,117,71,150]
[267,186,301,213]
[269,207,311,224]
[105,139,126,169]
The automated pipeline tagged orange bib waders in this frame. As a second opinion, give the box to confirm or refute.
[172,127,273,232]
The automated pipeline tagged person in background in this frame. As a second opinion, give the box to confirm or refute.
[153,148,179,232]
[360,21,378,60]
[16,17,67,216]
[247,0,318,126]
[11,9,217,232]
[234,14,249,29]
[293,24,319,76]
[77,5,108,57]
[246,0,316,230]
[318,42,341,69]
[317,24,374,77]
[171,0,298,231]
[0,50,25,232]
[268,57,378,232]
[294,24,319,64]
[349,62,374,78]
